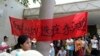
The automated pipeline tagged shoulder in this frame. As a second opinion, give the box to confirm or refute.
[23,50,43,56]
[91,39,94,41]
[95,40,98,42]
[11,50,18,56]
[11,49,22,55]
[1,42,5,44]
[0,52,12,56]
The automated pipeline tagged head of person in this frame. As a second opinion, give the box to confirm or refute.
[78,37,81,40]
[93,35,97,40]
[50,43,54,47]
[82,37,85,40]
[61,47,64,51]
[14,35,31,51]
[4,36,8,42]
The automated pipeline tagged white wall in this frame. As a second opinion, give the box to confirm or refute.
[0,0,25,46]
[97,25,100,36]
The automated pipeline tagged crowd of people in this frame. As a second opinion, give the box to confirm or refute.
[50,35,100,56]
[0,34,100,56]
[0,35,43,56]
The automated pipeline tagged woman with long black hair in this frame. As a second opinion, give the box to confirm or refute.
[11,35,43,56]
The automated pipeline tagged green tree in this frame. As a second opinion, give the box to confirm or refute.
[16,0,41,7]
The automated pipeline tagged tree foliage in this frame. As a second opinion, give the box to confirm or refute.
[17,0,41,7]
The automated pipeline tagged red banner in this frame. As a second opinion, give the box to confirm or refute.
[9,12,88,41]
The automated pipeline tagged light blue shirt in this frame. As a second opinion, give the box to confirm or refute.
[49,47,55,56]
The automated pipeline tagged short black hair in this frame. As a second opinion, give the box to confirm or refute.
[4,36,8,40]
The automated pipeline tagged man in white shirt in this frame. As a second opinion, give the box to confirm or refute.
[57,47,66,56]
[91,35,99,56]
